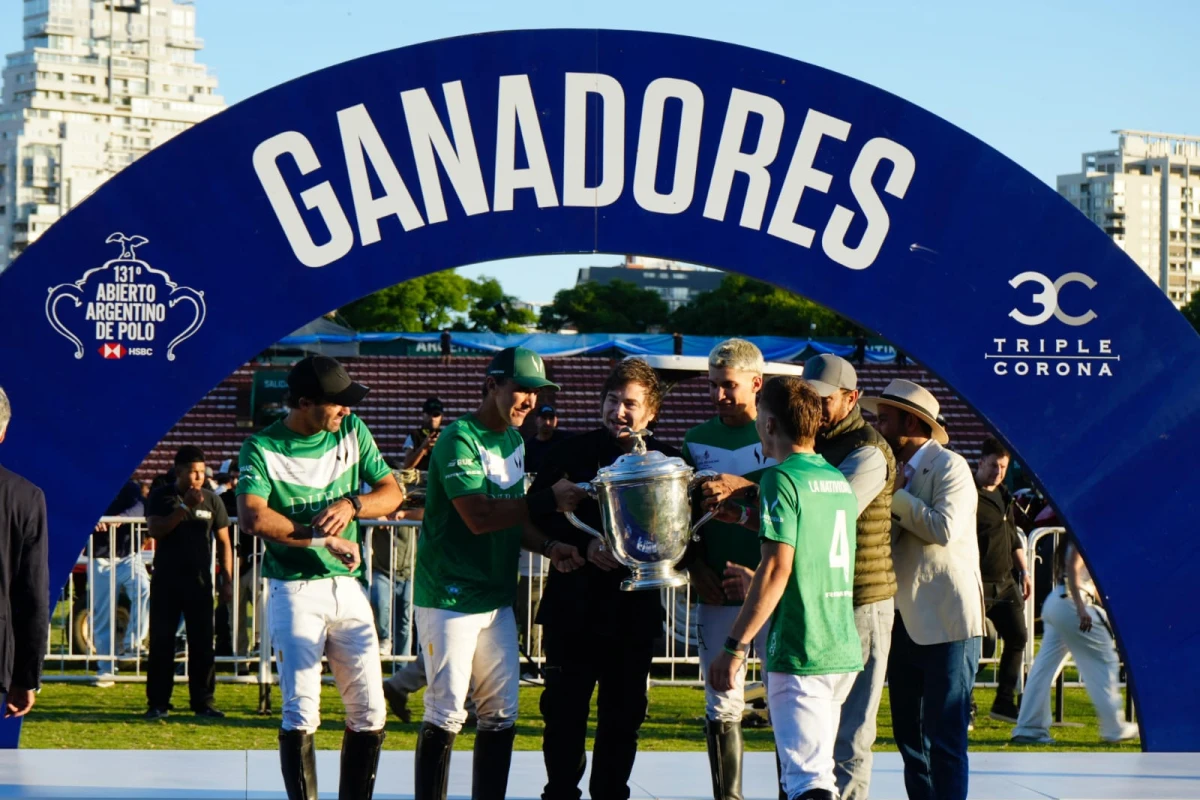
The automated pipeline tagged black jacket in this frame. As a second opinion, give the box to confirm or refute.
[0,464,48,692]
[530,428,680,639]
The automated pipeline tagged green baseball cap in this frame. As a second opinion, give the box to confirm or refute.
[486,347,560,391]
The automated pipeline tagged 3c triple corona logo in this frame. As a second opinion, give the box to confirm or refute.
[1008,271,1097,327]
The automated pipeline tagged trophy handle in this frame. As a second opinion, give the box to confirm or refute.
[565,482,603,538]
[688,470,720,541]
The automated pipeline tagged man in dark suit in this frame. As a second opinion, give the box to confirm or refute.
[0,385,49,719]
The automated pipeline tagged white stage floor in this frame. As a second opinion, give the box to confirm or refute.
[0,750,1197,799]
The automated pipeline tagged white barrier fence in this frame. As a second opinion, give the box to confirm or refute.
[47,518,1119,707]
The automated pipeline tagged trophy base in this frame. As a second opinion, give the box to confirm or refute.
[620,564,689,592]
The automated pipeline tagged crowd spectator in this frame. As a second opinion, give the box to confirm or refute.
[145,446,233,719]
[523,405,571,475]
[403,398,444,471]
[89,478,150,686]
[973,437,1031,724]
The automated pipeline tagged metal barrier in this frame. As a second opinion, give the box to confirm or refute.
[48,516,1035,691]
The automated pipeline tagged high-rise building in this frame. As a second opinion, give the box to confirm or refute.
[1057,130,1200,307]
[576,256,723,313]
[0,0,224,271]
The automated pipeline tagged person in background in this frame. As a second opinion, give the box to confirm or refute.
[523,405,572,476]
[403,398,445,471]
[0,385,49,720]
[145,446,234,719]
[1010,535,1138,744]
[369,458,417,658]
[89,477,151,687]
[973,437,1031,724]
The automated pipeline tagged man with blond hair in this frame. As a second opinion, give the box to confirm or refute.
[684,338,776,800]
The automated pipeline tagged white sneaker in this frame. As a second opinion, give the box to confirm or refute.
[95,673,115,688]
[1102,724,1140,743]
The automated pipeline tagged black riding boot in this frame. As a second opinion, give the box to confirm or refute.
[279,729,318,800]
[704,719,744,800]
[414,722,456,800]
[472,726,517,800]
[339,727,386,800]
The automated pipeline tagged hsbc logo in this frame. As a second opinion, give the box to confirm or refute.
[97,342,153,360]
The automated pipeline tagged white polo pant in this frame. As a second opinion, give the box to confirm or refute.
[1011,590,1137,742]
[768,672,849,799]
[416,604,519,734]
[268,576,386,733]
[697,603,769,722]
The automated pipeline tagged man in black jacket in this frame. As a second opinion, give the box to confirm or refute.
[530,358,677,800]
[974,437,1031,723]
[0,385,49,720]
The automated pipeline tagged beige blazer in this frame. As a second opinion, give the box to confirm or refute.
[890,440,985,645]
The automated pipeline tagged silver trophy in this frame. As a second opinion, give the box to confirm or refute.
[565,429,718,591]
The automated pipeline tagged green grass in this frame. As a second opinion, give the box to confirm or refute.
[21,681,1139,752]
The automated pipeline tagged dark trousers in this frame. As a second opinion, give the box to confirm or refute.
[985,582,1027,704]
[540,628,655,800]
[147,570,215,712]
[887,612,980,800]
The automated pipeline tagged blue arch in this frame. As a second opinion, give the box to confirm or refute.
[1,30,1197,750]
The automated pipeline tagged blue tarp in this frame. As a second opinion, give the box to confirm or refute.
[275,332,898,363]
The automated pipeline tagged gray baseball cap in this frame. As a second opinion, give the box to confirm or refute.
[802,354,857,397]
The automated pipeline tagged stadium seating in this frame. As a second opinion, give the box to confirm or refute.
[134,356,992,481]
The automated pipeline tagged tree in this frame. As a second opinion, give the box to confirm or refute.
[340,271,473,332]
[1183,288,1200,334]
[539,280,671,333]
[670,274,863,337]
[461,277,538,334]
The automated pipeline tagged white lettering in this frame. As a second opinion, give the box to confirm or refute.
[993,338,1006,351]
[1016,339,1029,353]
[1015,362,1029,375]
[252,131,354,268]
[1078,340,1090,354]
[562,72,625,207]
[494,74,560,211]
[767,109,851,248]
[994,361,1008,375]
[338,103,426,246]
[1079,363,1091,376]
[633,78,705,214]
[1100,340,1111,353]
[1036,362,1048,376]
[1100,363,1113,376]
[822,137,915,270]
[401,81,490,224]
[703,88,785,228]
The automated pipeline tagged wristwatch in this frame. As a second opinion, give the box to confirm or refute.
[344,494,362,518]
[723,636,749,658]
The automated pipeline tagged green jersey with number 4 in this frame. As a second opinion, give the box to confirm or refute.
[759,452,863,676]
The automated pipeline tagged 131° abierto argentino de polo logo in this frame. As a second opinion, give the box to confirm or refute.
[45,233,206,361]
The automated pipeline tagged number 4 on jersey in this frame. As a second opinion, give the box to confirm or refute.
[828,510,851,583]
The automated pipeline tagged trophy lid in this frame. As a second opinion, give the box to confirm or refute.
[593,429,692,484]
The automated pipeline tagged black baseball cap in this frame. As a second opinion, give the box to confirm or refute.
[287,355,369,407]
[423,397,444,414]
[538,405,556,417]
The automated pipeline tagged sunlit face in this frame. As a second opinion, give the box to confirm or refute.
[602,382,657,439]
[708,366,762,423]
[490,379,538,427]
[872,405,907,454]
[819,389,859,430]
[301,399,350,433]
[176,461,206,490]
[976,453,1010,489]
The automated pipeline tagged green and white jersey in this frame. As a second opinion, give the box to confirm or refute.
[759,452,863,676]
[413,413,525,614]
[683,417,775,602]
[236,414,392,581]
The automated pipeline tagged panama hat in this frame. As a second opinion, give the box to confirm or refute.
[860,378,949,445]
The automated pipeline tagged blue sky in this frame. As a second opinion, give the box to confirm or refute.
[8,0,1198,304]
